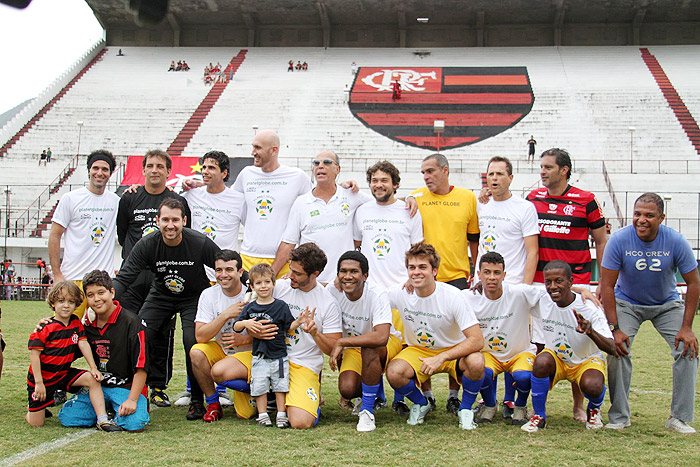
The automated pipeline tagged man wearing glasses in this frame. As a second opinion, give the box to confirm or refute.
[271,151,372,284]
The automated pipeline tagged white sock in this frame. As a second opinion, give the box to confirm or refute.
[449,389,459,399]
[257,412,269,420]
[277,411,287,418]
[97,414,108,424]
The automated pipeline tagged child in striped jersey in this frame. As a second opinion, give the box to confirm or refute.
[26,281,118,431]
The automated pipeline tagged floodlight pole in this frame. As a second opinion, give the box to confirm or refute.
[3,187,10,260]
[77,121,84,157]
[629,127,635,173]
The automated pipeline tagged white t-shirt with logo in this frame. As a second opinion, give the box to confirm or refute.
[387,282,478,350]
[328,282,402,342]
[273,279,342,374]
[354,200,423,288]
[232,165,312,258]
[183,186,244,280]
[282,186,372,284]
[476,195,539,284]
[52,187,119,280]
[463,283,542,362]
[531,293,612,365]
[195,284,251,355]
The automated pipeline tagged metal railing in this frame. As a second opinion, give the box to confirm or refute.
[602,161,625,229]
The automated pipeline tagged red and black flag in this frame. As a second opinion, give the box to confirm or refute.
[349,67,534,151]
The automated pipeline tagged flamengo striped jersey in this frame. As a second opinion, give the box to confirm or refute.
[27,315,85,387]
[527,185,605,285]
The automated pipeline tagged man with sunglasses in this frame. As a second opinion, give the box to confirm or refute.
[271,151,372,284]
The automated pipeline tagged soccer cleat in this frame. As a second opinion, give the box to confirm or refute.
[392,400,410,416]
[521,414,546,433]
[276,414,290,429]
[665,416,696,434]
[218,391,233,407]
[257,414,272,427]
[357,409,376,432]
[96,419,123,432]
[150,388,171,408]
[186,400,205,420]
[511,406,529,425]
[203,402,223,422]
[458,408,477,430]
[477,405,497,423]
[374,398,388,410]
[502,400,515,419]
[605,421,631,430]
[586,407,604,430]
[173,391,191,407]
[427,396,437,411]
[445,396,460,416]
[54,389,67,405]
[338,397,354,412]
[44,409,53,418]
[407,403,431,426]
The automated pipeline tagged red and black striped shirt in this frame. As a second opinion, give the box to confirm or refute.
[27,315,86,387]
[527,185,605,285]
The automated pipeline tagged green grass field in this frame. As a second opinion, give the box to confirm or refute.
[0,300,699,466]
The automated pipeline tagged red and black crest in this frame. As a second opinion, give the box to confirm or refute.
[349,67,534,151]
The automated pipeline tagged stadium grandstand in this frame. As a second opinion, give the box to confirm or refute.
[1,0,700,287]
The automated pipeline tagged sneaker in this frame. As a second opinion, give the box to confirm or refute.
[276,414,290,429]
[445,396,460,415]
[173,392,191,407]
[512,406,529,425]
[186,400,205,420]
[502,400,515,419]
[586,407,603,430]
[665,416,697,434]
[338,397,354,412]
[357,409,376,432]
[605,420,631,430]
[351,398,362,416]
[458,408,477,430]
[374,398,388,411]
[521,414,546,433]
[218,391,233,407]
[150,388,171,408]
[257,414,272,427]
[54,389,67,405]
[392,400,410,416]
[426,396,436,411]
[407,403,431,426]
[477,405,497,423]
[203,402,223,422]
[96,419,123,432]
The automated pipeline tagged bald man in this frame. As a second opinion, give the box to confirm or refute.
[232,130,312,276]
[271,150,372,284]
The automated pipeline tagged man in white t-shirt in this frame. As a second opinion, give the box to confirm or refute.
[385,242,484,428]
[232,129,312,276]
[49,149,120,319]
[328,250,403,432]
[190,250,251,423]
[183,151,244,281]
[462,252,542,426]
[521,260,615,433]
[354,160,423,289]
[272,150,372,284]
[211,243,342,429]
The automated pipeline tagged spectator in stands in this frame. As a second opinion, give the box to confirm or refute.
[117,49,124,56]
[392,80,402,101]
[46,147,52,163]
[216,61,222,72]
[288,60,294,72]
[39,150,47,167]
[182,60,190,71]
[351,61,358,75]
[41,271,51,300]
[302,61,308,71]
[527,136,537,163]
[295,61,302,71]
[168,61,176,72]
[343,84,350,103]
[176,61,183,71]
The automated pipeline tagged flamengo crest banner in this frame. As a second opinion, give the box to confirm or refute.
[349,67,534,151]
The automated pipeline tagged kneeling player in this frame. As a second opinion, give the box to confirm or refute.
[385,242,484,428]
[328,251,403,432]
[522,261,615,432]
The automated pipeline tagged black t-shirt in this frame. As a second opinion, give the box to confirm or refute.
[117,186,191,259]
[235,299,295,359]
[84,302,148,390]
[114,228,220,300]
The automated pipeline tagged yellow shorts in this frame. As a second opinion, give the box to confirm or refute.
[190,341,227,367]
[392,308,406,345]
[393,345,457,387]
[541,349,606,388]
[240,255,289,279]
[483,351,535,377]
[230,351,256,419]
[339,335,403,375]
[286,362,321,418]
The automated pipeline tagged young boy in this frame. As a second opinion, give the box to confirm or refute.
[233,264,304,428]
[26,281,118,430]
[57,270,150,432]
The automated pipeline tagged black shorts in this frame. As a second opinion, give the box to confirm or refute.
[1,336,5,352]
[27,368,86,412]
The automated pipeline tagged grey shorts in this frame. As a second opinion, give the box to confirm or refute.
[250,355,289,397]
